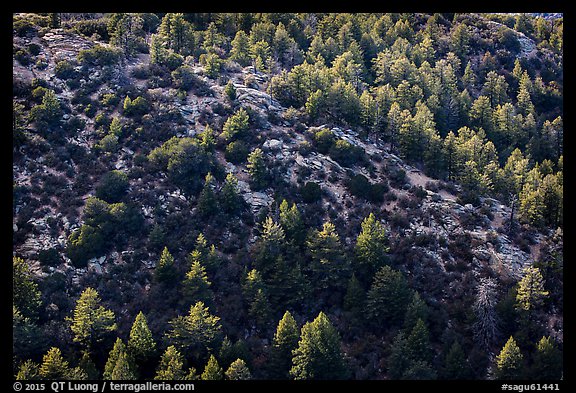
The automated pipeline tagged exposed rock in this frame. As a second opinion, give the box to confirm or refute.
[262,139,283,151]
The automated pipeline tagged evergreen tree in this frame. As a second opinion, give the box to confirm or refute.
[13,256,41,320]
[355,213,389,281]
[154,247,177,284]
[68,287,116,350]
[201,355,223,380]
[154,346,186,380]
[111,351,137,380]
[197,173,218,218]
[270,311,300,379]
[248,288,272,330]
[305,221,347,292]
[279,199,305,244]
[494,336,524,380]
[39,347,71,380]
[16,360,40,380]
[366,266,412,329]
[222,107,250,141]
[247,148,268,190]
[127,312,156,362]
[388,332,410,379]
[531,336,562,380]
[230,30,252,66]
[165,301,223,362]
[182,258,213,306]
[343,273,365,318]
[104,338,133,380]
[516,266,549,312]
[290,312,348,380]
[220,173,241,214]
[404,292,429,331]
[225,359,252,380]
[406,319,432,364]
[443,340,472,379]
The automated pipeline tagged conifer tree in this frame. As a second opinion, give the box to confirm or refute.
[197,173,218,218]
[443,340,471,379]
[270,311,300,379]
[531,336,562,380]
[225,359,252,380]
[154,346,186,380]
[13,256,41,320]
[154,247,177,284]
[182,259,213,306]
[247,148,268,190]
[69,287,116,350]
[406,319,432,364]
[39,347,71,380]
[494,336,524,380]
[343,273,365,318]
[305,221,347,291]
[16,360,40,380]
[516,266,549,312]
[279,199,305,244]
[127,312,156,362]
[111,351,137,380]
[355,213,389,281]
[220,173,241,214]
[366,266,412,328]
[165,301,223,362]
[473,277,499,350]
[201,355,223,380]
[104,338,133,380]
[290,312,348,380]
[404,292,429,331]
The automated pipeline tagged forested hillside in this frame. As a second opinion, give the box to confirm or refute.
[12,12,563,381]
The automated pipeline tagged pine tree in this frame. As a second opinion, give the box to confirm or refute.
[165,301,223,362]
[248,288,272,330]
[225,359,252,380]
[270,311,300,379]
[290,312,348,380]
[516,266,549,312]
[230,31,252,66]
[495,336,524,380]
[13,256,41,320]
[247,148,268,190]
[279,199,305,244]
[39,347,71,380]
[154,247,177,284]
[404,292,429,331]
[220,173,241,214]
[201,355,223,380]
[305,221,347,292]
[531,336,562,380]
[343,273,365,318]
[388,332,410,379]
[443,340,472,379]
[16,360,40,380]
[197,172,218,218]
[355,213,389,281]
[154,345,186,380]
[366,266,412,328]
[127,312,156,362]
[104,338,133,380]
[68,287,116,350]
[182,259,213,306]
[222,107,250,141]
[406,319,432,364]
[111,351,137,380]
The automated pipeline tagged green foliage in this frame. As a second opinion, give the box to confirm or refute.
[68,287,116,350]
[222,108,250,141]
[225,359,252,380]
[442,340,472,379]
[355,213,389,279]
[13,256,41,320]
[224,140,249,164]
[495,336,524,380]
[531,336,562,380]
[300,181,321,203]
[123,96,150,117]
[201,354,223,380]
[270,311,300,379]
[290,312,348,380]
[95,170,129,203]
[366,265,412,329]
[516,266,549,312]
[39,347,75,380]
[154,346,186,380]
[155,247,177,284]
[247,148,268,190]
[165,301,223,362]
[182,258,213,306]
[29,89,62,127]
[220,173,242,214]
[127,312,157,362]
[77,45,122,66]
